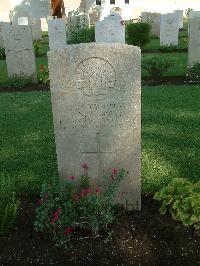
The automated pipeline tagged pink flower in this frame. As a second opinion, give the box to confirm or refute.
[51,208,61,224]
[79,188,92,197]
[96,187,100,194]
[68,175,76,180]
[112,168,118,175]
[81,163,89,170]
[64,227,74,237]
[72,194,79,202]
[37,199,43,205]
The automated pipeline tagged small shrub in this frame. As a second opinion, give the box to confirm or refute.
[125,22,151,48]
[33,41,41,57]
[68,26,95,44]
[0,174,20,236]
[186,62,200,83]
[185,8,193,17]
[0,47,6,60]
[38,64,49,85]
[34,165,127,248]
[154,178,200,230]
[159,45,178,53]
[142,57,175,79]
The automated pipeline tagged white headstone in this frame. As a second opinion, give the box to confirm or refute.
[188,16,200,65]
[48,43,141,210]
[3,25,37,82]
[0,22,10,48]
[48,18,67,51]
[31,18,42,40]
[95,14,125,44]
[160,13,179,46]
[173,10,183,29]
[141,12,161,38]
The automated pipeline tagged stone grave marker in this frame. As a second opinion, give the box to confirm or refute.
[188,15,200,65]
[48,43,141,210]
[0,22,10,48]
[48,18,67,50]
[3,25,37,82]
[31,18,42,41]
[173,10,183,29]
[18,17,29,26]
[141,12,161,38]
[95,14,125,44]
[160,13,179,46]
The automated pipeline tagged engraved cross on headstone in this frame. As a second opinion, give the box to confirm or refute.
[81,131,116,178]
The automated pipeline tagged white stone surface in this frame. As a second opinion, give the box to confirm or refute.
[31,18,42,40]
[18,17,29,25]
[173,10,183,28]
[95,14,125,44]
[3,25,37,82]
[141,12,161,37]
[48,18,67,51]
[48,43,141,210]
[188,16,200,65]
[0,22,10,48]
[160,13,179,46]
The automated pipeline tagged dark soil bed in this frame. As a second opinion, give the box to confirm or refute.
[0,196,199,265]
[0,83,49,93]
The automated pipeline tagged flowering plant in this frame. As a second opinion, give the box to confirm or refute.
[38,64,49,86]
[34,165,127,248]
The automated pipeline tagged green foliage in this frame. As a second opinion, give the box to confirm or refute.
[34,41,41,57]
[154,178,200,230]
[0,77,33,88]
[125,22,151,48]
[0,174,20,236]
[34,168,127,248]
[186,62,200,83]
[185,8,193,17]
[159,45,178,53]
[142,57,175,79]
[0,47,6,60]
[38,64,49,85]
[68,25,95,44]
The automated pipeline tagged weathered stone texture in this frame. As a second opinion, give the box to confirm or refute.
[48,18,67,50]
[160,13,179,46]
[48,43,141,210]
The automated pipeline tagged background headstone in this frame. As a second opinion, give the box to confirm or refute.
[160,13,179,46]
[173,10,183,29]
[95,14,125,44]
[48,43,141,210]
[3,25,37,82]
[48,18,67,50]
[18,17,29,26]
[31,18,42,41]
[0,22,10,48]
[141,12,161,38]
[188,16,200,65]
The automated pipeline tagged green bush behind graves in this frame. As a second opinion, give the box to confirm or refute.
[125,22,151,48]
[186,62,200,83]
[0,47,6,60]
[154,178,200,229]
[0,174,20,236]
[142,57,175,79]
[68,26,95,44]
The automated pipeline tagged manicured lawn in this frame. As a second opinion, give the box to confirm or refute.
[0,85,200,195]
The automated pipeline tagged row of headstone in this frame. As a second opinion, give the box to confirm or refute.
[0,22,10,48]
[2,25,37,82]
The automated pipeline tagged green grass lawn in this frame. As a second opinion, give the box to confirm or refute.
[0,85,200,195]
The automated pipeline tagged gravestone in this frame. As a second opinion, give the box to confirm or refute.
[188,16,200,65]
[3,25,37,82]
[173,10,183,29]
[188,11,200,33]
[48,43,141,210]
[141,12,161,38]
[48,18,67,50]
[0,22,10,48]
[95,14,125,44]
[31,18,42,41]
[160,13,179,46]
[18,17,29,25]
